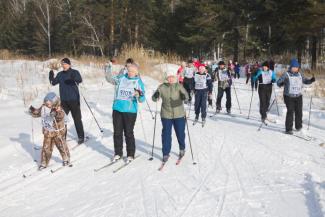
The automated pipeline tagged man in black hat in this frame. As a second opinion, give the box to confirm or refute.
[49,58,85,144]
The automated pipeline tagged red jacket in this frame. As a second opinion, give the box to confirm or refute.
[177,66,184,83]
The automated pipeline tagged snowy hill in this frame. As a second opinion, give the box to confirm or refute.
[0,60,324,217]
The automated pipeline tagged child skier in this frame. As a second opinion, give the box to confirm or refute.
[277,58,315,134]
[194,65,213,125]
[105,63,146,162]
[182,60,196,103]
[152,70,189,163]
[29,92,70,170]
[215,61,232,114]
[253,61,276,123]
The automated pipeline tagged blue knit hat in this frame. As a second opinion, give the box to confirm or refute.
[290,58,300,68]
[44,92,59,104]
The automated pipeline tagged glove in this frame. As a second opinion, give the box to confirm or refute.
[49,70,54,82]
[134,88,144,97]
[310,76,315,83]
[29,105,35,113]
[153,91,160,99]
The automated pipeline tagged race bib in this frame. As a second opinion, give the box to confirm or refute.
[219,71,229,81]
[116,77,138,100]
[262,70,272,84]
[41,107,54,130]
[195,74,207,89]
[184,68,194,78]
[288,73,303,95]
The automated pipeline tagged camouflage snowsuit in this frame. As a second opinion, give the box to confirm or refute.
[31,104,70,167]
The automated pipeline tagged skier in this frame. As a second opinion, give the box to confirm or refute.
[182,60,196,103]
[206,63,215,107]
[119,58,135,75]
[245,62,251,84]
[105,64,146,162]
[228,60,235,76]
[177,61,186,84]
[253,61,276,122]
[194,65,213,125]
[152,70,189,163]
[250,61,260,91]
[277,58,315,134]
[234,61,241,79]
[29,92,70,170]
[215,61,232,114]
[49,58,85,144]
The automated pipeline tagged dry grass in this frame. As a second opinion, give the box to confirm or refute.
[116,44,181,81]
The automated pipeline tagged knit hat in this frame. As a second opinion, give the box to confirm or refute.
[44,92,60,106]
[262,61,269,68]
[290,58,300,68]
[218,61,225,66]
[165,70,177,77]
[61,57,71,65]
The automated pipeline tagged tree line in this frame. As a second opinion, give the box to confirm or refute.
[0,0,324,68]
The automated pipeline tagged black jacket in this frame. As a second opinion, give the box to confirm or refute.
[50,68,82,101]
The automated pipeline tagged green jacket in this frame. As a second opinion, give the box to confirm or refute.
[152,83,189,119]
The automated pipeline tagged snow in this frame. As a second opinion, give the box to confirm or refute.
[0,60,325,217]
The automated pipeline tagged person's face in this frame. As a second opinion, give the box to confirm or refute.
[262,66,269,71]
[127,66,138,77]
[61,62,70,71]
[291,67,299,73]
[167,76,176,84]
[219,64,225,69]
[199,66,205,73]
[181,62,186,68]
[45,101,53,108]
[189,63,193,67]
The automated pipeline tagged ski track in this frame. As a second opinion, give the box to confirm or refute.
[0,61,325,217]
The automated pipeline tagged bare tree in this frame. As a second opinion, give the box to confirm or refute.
[34,0,51,57]
[81,15,104,56]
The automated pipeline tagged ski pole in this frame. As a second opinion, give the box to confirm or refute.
[146,100,155,119]
[138,103,148,146]
[31,117,37,162]
[149,101,158,161]
[258,98,276,131]
[307,96,312,130]
[273,85,280,116]
[185,116,197,165]
[247,89,254,119]
[75,82,103,133]
[232,81,242,114]
[188,91,193,118]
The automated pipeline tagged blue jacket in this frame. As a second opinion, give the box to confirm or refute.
[277,71,313,97]
[105,69,145,113]
[253,69,276,84]
[50,68,82,102]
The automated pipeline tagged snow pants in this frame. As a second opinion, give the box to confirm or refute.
[41,129,70,167]
[284,95,303,131]
[194,89,208,119]
[161,117,186,157]
[216,87,231,111]
[258,84,272,120]
[61,100,84,140]
[113,110,137,157]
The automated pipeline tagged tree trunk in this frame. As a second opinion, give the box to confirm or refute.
[311,36,317,70]
[110,0,115,56]
[233,28,239,62]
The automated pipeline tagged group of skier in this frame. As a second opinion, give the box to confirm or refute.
[28,56,316,170]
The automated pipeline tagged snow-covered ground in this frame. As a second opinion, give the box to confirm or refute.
[0,60,324,217]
